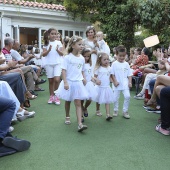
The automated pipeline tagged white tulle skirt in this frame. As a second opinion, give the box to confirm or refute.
[55,80,89,101]
[95,85,114,104]
[85,81,98,101]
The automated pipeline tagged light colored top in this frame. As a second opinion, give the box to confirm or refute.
[43,40,62,65]
[83,39,96,50]
[62,53,85,81]
[10,49,23,61]
[84,63,92,82]
[95,66,111,87]
[97,39,110,56]
[111,60,132,90]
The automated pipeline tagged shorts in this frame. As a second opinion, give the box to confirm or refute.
[45,64,61,78]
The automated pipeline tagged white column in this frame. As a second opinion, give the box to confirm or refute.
[17,25,20,43]
[38,28,41,49]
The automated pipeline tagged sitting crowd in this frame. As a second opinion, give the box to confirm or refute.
[128,46,170,135]
[0,37,46,156]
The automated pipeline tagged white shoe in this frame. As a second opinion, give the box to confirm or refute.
[113,111,118,117]
[8,126,14,133]
[78,124,88,132]
[123,112,130,119]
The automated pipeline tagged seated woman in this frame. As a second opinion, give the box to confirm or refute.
[131,47,150,75]
[134,59,170,99]
[148,76,170,135]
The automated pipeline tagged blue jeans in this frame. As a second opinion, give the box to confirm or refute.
[0,97,15,139]
[149,79,160,105]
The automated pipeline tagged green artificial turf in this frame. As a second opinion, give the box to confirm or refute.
[0,78,170,170]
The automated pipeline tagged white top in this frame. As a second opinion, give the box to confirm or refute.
[97,39,110,56]
[43,40,63,65]
[62,53,85,81]
[84,63,92,82]
[95,66,111,87]
[83,39,96,50]
[10,49,23,61]
[111,60,132,90]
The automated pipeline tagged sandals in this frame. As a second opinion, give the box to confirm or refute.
[27,95,37,100]
[96,110,102,116]
[155,124,170,136]
[78,124,88,132]
[65,117,71,125]
[34,87,45,91]
[35,79,46,85]
[106,115,113,121]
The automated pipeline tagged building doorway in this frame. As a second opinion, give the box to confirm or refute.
[20,27,38,45]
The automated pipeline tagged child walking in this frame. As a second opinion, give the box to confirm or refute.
[55,36,88,132]
[42,28,62,105]
[81,48,98,119]
[94,52,114,120]
[111,45,132,119]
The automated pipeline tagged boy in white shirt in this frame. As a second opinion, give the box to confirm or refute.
[111,45,132,119]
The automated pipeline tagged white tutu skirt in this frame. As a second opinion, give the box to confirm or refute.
[85,81,98,101]
[55,80,89,101]
[95,86,114,104]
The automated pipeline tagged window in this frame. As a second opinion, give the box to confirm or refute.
[75,31,79,36]
[65,30,68,36]
[58,30,63,35]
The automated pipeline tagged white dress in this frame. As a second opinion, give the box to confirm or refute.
[55,53,89,101]
[94,66,114,104]
[84,63,97,101]
[83,39,98,74]
[0,81,20,119]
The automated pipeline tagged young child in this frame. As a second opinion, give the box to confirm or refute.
[42,28,62,105]
[94,52,114,120]
[81,48,97,119]
[111,45,132,119]
[96,31,110,56]
[55,36,88,132]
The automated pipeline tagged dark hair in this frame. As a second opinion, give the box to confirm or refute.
[81,48,92,66]
[67,36,82,54]
[116,45,127,55]
[28,45,33,51]
[136,47,142,55]
[85,26,96,38]
[35,48,40,54]
[142,47,150,56]
[43,28,57,46]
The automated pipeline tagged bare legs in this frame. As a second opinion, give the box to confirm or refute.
[147,75,170,105]
[48,76,60,96]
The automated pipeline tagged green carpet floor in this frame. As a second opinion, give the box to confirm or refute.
[0,78,170,170]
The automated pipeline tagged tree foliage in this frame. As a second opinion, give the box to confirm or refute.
[63,0,170,49]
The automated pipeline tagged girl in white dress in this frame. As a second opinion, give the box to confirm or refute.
[55,36,88,132]
[42,28,63,105]
[81,48,98,119]
[94,52,114,121]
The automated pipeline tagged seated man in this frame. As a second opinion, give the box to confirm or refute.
[2,38,45,96]
[0,96,31,157]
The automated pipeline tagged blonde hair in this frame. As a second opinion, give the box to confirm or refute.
[95,52,109,70]
[81,48,92,66]
[66,35,82,54]
[96,31,106,39]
